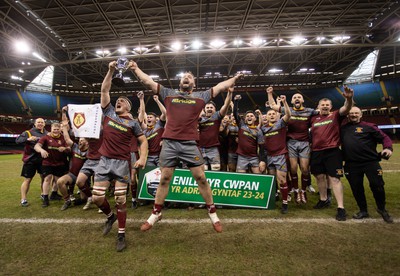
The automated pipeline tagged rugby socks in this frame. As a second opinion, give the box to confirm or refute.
[80,185,92,198]
[206,204,217,214]
[152,204,163,214]
[280,184,289,204]
[116,203,127,234]
[301,174,310,190]
[99,199,112,217]
[290,173,298,190]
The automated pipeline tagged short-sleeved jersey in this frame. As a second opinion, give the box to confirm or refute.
[236,121,264,157]
[199,111,222,148]
[281,107,318,141]
[99,103,144,161]
[38,134,68,166]
[260,118,288,156]
[310,110,343,151]
[227,124,239,153]
[87,136,103,160]
[16,127,48,164]
[69,143,88,176]
[144,119,165,155]
[158,85,212,141]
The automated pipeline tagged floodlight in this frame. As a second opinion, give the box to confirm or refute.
[15,40,30,54]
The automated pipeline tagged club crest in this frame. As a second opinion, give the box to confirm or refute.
[73,112,86,129]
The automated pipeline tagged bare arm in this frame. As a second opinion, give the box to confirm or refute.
[219,87,233,117]
[255,109,263,128]
[134,135,148,169]
[339,86,354,116]
[280,95,291,123]
[34,141,48,158]
[154,95,167,121]
[266,86,280,112]
[101,61,117,108]
[129,61,159,94]
[212,74,243,98]
[137,91,147,126]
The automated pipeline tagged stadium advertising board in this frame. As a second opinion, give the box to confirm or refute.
[138,167,275,209]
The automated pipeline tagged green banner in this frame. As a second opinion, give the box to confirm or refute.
[138,167,275,209]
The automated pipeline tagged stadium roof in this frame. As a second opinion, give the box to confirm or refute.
[0,0,399,95]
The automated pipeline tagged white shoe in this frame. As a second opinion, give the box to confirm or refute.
[307,185,316,194]
[83,197,92,210]
[98,208,103,214]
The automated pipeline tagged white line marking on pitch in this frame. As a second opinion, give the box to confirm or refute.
[0,217,391,224]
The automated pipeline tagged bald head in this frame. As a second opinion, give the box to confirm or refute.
[348,106,362,123]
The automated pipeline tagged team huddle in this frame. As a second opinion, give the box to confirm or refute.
[16,60,394,252]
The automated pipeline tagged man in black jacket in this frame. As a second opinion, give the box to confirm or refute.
[341,106,393,223]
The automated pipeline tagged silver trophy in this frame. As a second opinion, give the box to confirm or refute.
[112,57,129,87]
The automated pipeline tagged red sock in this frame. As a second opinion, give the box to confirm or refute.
[116,203,127,234]
[280,184,288,203]
[290,173,298,190]
[99,199,112,217]
[80,185,92,198]
[301,173,310,190]
[206,204,217,213]
[152,204,163,214]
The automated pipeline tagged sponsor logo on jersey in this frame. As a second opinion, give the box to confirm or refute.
[313,119,333,127]
[291,116,308,121]
[355,127,363,133]
[73,112,86,129]
[108,120,128,132]
[74,153,87,160]
[243,131,256,140]
[264,131,279,137]
[147,132,158,140]
[201,122,215,127]
[171,98,196,105]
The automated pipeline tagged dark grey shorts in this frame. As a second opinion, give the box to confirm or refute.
[236,155,259,171]
[94,156,131,184]
[200,147,220,165]
[267,154,288,172]
[146,155,160,167]
[79,159,99,177]
[159,139,204,168]
[287,139,311,159]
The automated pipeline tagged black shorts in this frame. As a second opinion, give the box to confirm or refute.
[310,147,343,178]
[42,165,67,177]
[21,162,43,179]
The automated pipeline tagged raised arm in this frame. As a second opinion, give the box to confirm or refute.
[219,87,233,117]
[233,94,242,126]
[280,95,291,123]
[101,61,117,108]
[212,74,243,98]
[129,61,159,94]
[153,95,167,121]
[61,106,74,147]
[339,86,354,116]
[137,91,147,128]
[266,86,280,112]
[255,109,263,128]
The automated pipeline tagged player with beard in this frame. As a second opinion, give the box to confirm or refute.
[130,60,242,233]
[93,61,148,252]
[341,106,393,223]
[34,123,69,207]
[58,113,89,211]
[267,87,318,204]
[233,95,266,174]
[310,87,353,221]
[260,95,291,214]
[198,88,233,171]
[17,118,48,207]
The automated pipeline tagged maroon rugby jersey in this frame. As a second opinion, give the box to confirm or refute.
[236,124,264,157]
[260,119,288,156]
[87,136,103,160]
[199,111,222,148]
[158,85,212,141]
[99,104,144,161]
[227,124,239,153]
[310,110,344,151]
[38,134,68,166]
[69,143,88,176]
[144,120,165,155]
[282,107,318,141]
[130,135,138,153]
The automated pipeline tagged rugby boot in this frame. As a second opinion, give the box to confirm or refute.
[352,211,369,219]
[116,234,127,252]
[103,214,117,235]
